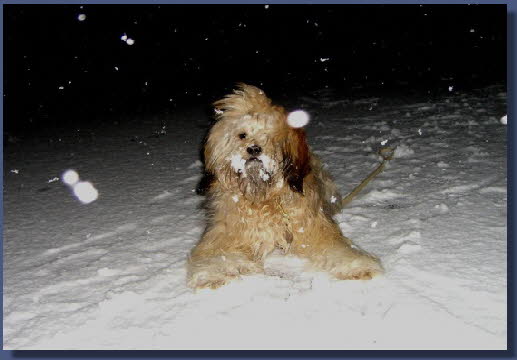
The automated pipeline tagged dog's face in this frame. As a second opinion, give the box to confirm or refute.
[204,84,310,201]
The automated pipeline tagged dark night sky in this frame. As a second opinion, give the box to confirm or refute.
[5,4,506,134]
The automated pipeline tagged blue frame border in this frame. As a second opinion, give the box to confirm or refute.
[1,0,514,359]
[0,0,512,4]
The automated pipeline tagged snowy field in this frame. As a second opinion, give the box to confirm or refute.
[3,85,507,350]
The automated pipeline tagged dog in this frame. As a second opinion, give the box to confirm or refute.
[187,84,382,289]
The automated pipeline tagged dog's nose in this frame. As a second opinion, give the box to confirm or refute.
[247,145,262,156]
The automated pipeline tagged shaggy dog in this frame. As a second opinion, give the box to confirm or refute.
[188,84,382,289]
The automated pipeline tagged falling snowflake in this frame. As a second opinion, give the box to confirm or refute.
[62,169,99,204]
[62,170,79,186]
[120,33,135,46]
[73,182,99,204]
[287,110,310,128]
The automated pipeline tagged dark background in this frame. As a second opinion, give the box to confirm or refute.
[4,4,506,136]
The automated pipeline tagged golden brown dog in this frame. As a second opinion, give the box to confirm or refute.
[188,84,382,289]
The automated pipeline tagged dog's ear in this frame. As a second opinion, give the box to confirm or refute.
[282,128,311,193]
[196,129,217,196]
[196,171,215,196]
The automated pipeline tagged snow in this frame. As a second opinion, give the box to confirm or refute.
[394,143,415,158]
[287,110,310,128]
[120,34,135,45]
[257,154,275,172]
[259,168,270,181]
[72,181,99,204]
[3,85,507,350]
[62,169,79,185]
[61,169,98,204]
[229,154,246,175]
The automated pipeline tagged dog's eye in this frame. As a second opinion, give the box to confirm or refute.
[238,133,247,140]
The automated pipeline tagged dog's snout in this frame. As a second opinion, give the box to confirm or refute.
[247,145,262,156]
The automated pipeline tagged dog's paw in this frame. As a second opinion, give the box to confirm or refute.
[333,255,383,280]
[187,272,234,290]
[309,246,383,281]
[187,255,263,290]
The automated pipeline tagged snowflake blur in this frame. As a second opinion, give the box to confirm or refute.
[62,169,98,204]
[287,110,310,128]
[62,169,79,185]
[73,182,99,204]
[120,33,135,46]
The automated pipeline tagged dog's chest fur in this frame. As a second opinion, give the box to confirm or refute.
[216,192,305,260]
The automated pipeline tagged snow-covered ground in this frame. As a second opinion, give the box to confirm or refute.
[3,85,507,350]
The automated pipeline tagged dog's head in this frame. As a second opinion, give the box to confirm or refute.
[204,83,311,201]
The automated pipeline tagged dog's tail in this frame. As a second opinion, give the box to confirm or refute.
[341,147,396,208]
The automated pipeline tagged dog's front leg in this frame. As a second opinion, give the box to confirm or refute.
[187,229,264,289]
[313,243,383,280]
[290,217,383,280]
